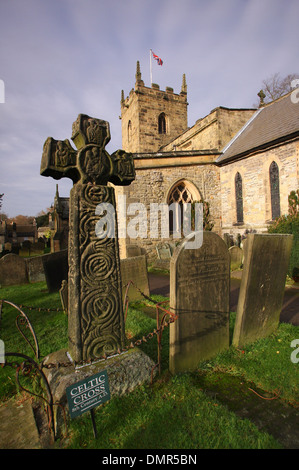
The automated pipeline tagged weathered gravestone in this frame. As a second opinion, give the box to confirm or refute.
[25,255,46,283]
[223,233,234,248]
[57,256,150,310]
[154,242,173,270]
[120,255,150,302]
[19,240,32,257]
[233,233,293,347]
[0,253,28,286]
[156,242,172,260]
[42,249,68,293]
[30,240,45,256]
[169,232,230,374]
[126,245,142,258]
[41,114,135,362]
[229,245,243,271]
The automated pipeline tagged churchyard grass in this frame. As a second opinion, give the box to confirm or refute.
[202,317,299,405]
[0,281,298,448]
[0,282,68,399]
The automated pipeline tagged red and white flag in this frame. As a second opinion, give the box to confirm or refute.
[152,51,163,66]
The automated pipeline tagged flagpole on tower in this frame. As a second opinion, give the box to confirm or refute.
[150,49,153,85]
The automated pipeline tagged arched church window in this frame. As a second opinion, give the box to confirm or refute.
[269,161,280,220]
[235,172,244,224]
[128,120,132,142]
[168,182,193,205]
[158,113,166,134]
[167,180,199,234]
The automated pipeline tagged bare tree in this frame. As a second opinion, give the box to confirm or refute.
[254,73,299,106]
[11,215,35,225]
[0,193,3,211]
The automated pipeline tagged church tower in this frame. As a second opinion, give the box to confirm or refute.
[121,61,188,153]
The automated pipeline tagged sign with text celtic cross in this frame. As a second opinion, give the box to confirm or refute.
[40,114,135,362]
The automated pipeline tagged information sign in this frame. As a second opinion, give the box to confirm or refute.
[66,370,110,420]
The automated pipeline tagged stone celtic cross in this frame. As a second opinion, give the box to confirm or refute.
[40,114,135,362]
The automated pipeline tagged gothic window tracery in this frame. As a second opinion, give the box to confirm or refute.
[168,182,193,205]
[167,180,198,234]
[269,161,280,220]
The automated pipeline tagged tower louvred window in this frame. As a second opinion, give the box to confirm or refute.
[158,113,166,134]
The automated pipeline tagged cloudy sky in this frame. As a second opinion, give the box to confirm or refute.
[0,0,298,218]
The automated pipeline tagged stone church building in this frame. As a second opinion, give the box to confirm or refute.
[115,62,299,259]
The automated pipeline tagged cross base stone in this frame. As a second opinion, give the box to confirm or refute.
[43,347,156,437]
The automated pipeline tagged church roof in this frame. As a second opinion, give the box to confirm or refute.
[216,90,299,164]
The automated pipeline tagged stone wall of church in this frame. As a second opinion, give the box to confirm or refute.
[114,161,221,260]
[219,140,299,239]
[162,107,256,152]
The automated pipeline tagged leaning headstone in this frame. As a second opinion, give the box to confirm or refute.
[42,249,68,293]
[0,253,28,286]
[156,242,172,260]
[120,255,150,302]
[59,280,68,314]
[233,233,293,347]
[169,232,230,374]
[40,114,135,362]
[229,246,243,271]
[154,242,173,270]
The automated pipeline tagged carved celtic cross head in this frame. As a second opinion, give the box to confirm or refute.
[40,114,135,186]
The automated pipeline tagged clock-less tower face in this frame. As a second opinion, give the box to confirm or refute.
[121,62,188,153]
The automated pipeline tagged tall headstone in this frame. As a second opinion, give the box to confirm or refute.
[42,249,68,292]
[169,232,230,374]
[233,233,293,347]
[40,114,135,362]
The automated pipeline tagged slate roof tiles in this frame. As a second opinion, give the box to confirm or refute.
[217,90,299,164]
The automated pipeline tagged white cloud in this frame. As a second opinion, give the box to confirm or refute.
[0,0,298,217]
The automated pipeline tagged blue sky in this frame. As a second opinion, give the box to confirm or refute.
[0,0,298,217]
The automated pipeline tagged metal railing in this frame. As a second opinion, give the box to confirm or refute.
[0,281,177,441]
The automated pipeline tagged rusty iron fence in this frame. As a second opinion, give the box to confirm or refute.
[0,281,177,441]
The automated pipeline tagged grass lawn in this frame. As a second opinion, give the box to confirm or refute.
[0,281,298,449]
